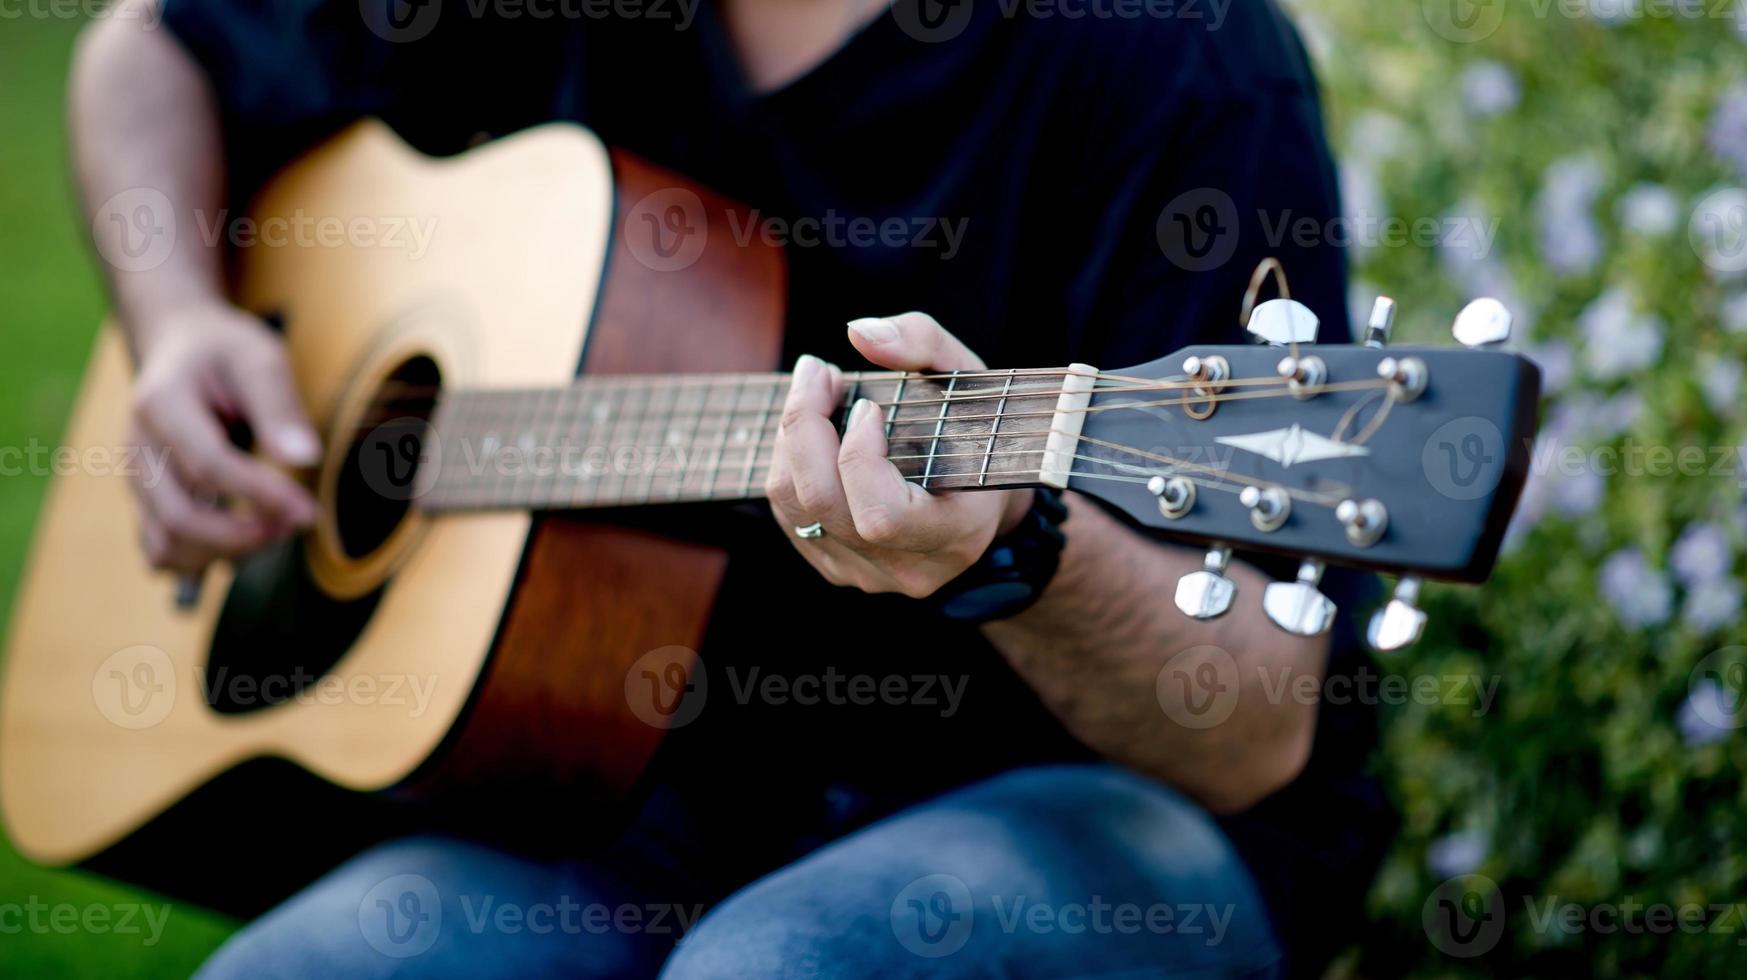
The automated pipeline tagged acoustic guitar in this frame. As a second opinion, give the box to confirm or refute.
[0,121,1540,881]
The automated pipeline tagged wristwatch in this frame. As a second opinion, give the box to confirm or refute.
[929,489,1068,623]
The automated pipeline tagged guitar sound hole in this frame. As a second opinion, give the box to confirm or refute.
[337,355,441,559]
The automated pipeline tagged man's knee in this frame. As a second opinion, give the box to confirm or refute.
[663,766,1282,979]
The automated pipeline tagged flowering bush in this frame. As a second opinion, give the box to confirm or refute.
[1286,1,1747,974]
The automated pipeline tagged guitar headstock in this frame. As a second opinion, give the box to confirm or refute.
[1067,297,1541,650]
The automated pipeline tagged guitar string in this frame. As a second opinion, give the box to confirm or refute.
[415,381,1400,504]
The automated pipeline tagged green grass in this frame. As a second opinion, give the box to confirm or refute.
[0,17,237,977]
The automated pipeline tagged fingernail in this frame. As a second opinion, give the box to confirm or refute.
[850,398,879,428]
[793,353,820,384]
[847,317,899,345]
[277,426,321,465]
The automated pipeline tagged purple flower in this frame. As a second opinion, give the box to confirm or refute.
[1537,156,1607,278]
[1678,679,1738,746]
[1683,580,1742,633]
[1526,340,1574,394]
[1723,292,1747,334]
[1707,82,1747,180]
[1672,522,1735,588]
[1551,467,1605,519]
[1598,547,1673,629]
[1579,288,1664,380]
[1701,359,1743,416]
[1617,183,1681,237]
[1460,62,1520,118]
[1427,831,1489,879]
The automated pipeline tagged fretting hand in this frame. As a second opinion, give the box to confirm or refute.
[765,312,1032,598]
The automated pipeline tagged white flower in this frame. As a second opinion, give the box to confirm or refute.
[1617,183,1681,237]
[1598,547,1673,629]
[1579,288,1664,380]
[1702,359,1743,416]
[1460,61,1520,118]
[1427,830,1489,879]
[1683,580,1743,633]
[1678,679,1736,747]
[1671,522,1734,588]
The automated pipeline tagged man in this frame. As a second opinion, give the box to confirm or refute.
[71,0,1391,975]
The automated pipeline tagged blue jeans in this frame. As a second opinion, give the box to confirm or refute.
[197,765,1282,978]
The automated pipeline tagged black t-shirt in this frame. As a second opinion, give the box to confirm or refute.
[163,0,1394,972]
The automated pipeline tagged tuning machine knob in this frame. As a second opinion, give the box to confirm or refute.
[1367,576,1427,652]
[1263,560,1337,637]
[1148,475,1196,519]
[1277,354,1327,399]
[1363,297,1396,349]
[1239,485,1291,532]
[1175,545,1235,620]
[1245,299,1320,347]
[1452,297,1513,349]
[1336,498,1388,548]
[1376,356,1428,402]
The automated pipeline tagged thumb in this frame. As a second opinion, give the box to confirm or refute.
[225,340,321,467]
[846,312,985,373]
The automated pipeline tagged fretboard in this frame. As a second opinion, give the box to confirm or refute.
[416,369,1079,512]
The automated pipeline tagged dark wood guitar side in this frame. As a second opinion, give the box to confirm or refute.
[403,150,786,827]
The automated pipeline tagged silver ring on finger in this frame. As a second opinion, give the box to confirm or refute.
[794,521,826,540]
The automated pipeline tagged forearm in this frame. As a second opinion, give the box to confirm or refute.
[70,0,228,350]
[985,493,1329,814]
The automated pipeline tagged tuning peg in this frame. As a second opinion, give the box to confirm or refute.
[1148,475,1196,519]
[1363,297,1396,348]
[1451,297,1512,349]
[1366,576,1427,653]
[1246,299,1320,347]
[1175,546,1236,620]
[1336,498,1389,548]
[1276,354,1327,399]
[1263,560,1337,637]
[1239,485,1291,532]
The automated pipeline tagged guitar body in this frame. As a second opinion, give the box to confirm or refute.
[0,121,785,873]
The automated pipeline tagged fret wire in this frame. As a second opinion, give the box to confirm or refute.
[919,371,959,489]
[742,379,779,498]
[884,374,908,440]
[979,368,1015,488]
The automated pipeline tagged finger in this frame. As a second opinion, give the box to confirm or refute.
[838,398,959,552]
[135,383,317,525]
[135,463,276,563]
[779,354,856,537]
[221,333,322,467]
[846,312,985,373]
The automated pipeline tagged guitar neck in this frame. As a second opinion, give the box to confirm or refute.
[417,367,1092,513]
